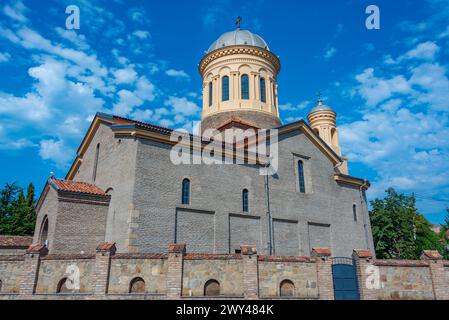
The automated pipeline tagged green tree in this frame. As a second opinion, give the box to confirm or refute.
[439,209,449,259]
[370,188,446,259]
[369,188,418,259]
[0,182,36,236]
[414,214,444,257]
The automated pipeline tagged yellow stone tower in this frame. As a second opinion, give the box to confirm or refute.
[307,98,349,174]
[198,20,281,132]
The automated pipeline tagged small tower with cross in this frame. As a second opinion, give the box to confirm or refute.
[307,93,348,174]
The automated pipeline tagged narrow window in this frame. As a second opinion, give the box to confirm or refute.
[39,216,49,247]
[92,143,100,182]
[260,77,266,103]
[280,280,295,297]
[273,83,277,109]
[222,76,229,101]
[298,160,306,193]
[353,204,357,222]
[208,82,213,106]
[204,279,220,296]
[242,189,249,212]
[241,74,249,100]
[0,279,2,292]
[182,179,190,205]
[129,277,145,293]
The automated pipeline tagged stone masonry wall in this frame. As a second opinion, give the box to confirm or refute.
[1,244,449,300]
[35,256,95,294]
[0,256,24,294]
[182,255,243,297]
[258,257,319,299]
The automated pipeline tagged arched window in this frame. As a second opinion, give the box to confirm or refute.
[273,83,277,109]
[56,278,70,293]
[280,280,295,297]
[129,277,145,293]
[353,204,357,222]
[208,82,213,106]
[92,143,100,182]
[242,189,249,212]
[182,179,190,205]
[298,160,306,193]
[241,74,249,100]
[260,77,266,103]
[222,76,229,101]
[204,279,220,296]
[39,216,49,247]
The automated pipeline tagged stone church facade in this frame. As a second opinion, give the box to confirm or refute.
[32,27,375,258]
[10,27,446,300]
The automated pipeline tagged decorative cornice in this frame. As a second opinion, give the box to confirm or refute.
[199,45,281,76]
[334,174,370,189]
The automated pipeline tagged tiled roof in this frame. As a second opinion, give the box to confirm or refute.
[111,114,174,135]
[50,178,108,196]
[0,235,33,247]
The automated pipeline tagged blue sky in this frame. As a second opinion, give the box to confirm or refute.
[0,0,449,223]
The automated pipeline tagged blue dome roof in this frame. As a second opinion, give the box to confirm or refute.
[207,29,269,53]
[311,100,333,113]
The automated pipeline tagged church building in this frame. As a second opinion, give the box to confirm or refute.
[32,25,374,258]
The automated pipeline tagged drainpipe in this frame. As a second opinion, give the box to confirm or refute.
[359,180,371,250]
[264,161,273,256]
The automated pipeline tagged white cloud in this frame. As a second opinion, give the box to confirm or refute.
[403,41,440,60]
[112,76,156,116]
[113,66,138,84]
[0,137,36,150]
[323,47,336,60]
[384,41,440,65]
[54,27,90,50]
[164,96,200,116]
[165,69,190,80]
[409,63,449,111]
[2,0,28,23]
[39,139,73,168]
[279,101,309,111]
[355,68,411,107]
[0,52,11,62]
[132,30,150,39]
[128,7,150,24]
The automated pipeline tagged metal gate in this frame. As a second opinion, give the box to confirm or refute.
[331,257,360,300]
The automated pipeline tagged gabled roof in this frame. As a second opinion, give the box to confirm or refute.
[0,235,33,248]
[216,116,261,131]
[49,178,108,196]
[64,112,369,189]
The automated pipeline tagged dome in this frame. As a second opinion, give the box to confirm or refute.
[207,29,269,53]
[310,100,333,113]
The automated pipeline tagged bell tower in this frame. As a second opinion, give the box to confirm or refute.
[307,97,348,174]
[198,21,282,132]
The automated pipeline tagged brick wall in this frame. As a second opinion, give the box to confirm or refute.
[1,244,449,300]
[353,249,449,300]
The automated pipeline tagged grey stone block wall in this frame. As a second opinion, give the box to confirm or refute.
[72,123,138,253]
[129,127,372,257]
[38,120,373,258]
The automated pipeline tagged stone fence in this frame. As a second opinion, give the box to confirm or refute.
[0,243,448,300]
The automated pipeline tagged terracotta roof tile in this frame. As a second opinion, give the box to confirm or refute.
[311,247,332,257]
[26,244,47,254]
[50,178,108,196]
[0,235,33,247]
[96,242,116,252]
[353,249,373,259]
[421,250,443,260]
[168,243,186,253]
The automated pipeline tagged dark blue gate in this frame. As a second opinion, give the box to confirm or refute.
[331,257,360,300]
